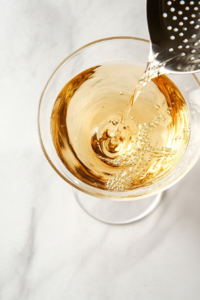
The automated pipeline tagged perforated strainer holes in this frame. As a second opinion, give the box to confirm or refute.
[152,0,200,72]
[166,2,199,41]
[168,26,173,32]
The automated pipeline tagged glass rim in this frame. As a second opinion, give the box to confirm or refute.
[38,36,200,201]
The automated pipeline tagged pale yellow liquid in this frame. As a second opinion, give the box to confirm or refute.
[51,62,189,191]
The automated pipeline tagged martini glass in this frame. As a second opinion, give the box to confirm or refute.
[38,37,200,224]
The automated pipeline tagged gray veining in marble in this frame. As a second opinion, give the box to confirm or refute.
[0,0,200,299]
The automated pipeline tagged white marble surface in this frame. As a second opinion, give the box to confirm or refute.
[1,0,200,299]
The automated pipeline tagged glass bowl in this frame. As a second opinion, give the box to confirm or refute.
[38,37,200,223]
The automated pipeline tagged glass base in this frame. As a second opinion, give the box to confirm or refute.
[73,189,163,224]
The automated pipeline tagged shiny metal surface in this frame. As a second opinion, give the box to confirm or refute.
[147,0,200,73]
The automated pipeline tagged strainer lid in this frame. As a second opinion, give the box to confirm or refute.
[147,0,200,73]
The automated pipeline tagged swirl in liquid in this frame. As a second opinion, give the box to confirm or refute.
[51,62,189,191]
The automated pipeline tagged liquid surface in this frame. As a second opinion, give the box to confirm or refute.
[51,62,189,191]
